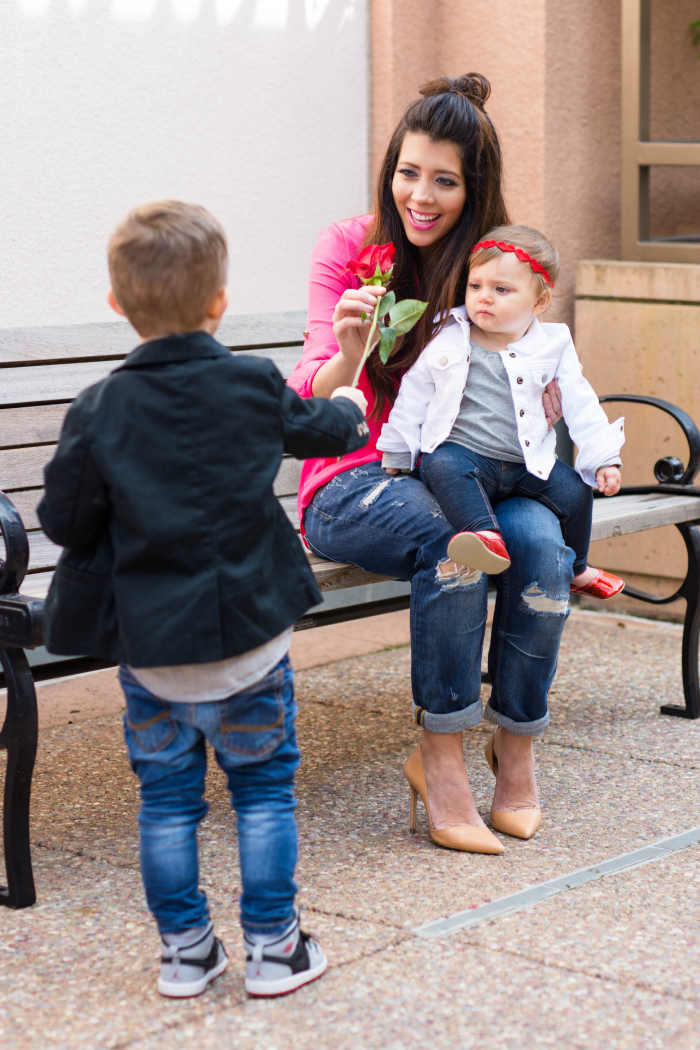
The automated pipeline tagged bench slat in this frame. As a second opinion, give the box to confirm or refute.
[12,555,400,604]
[235,347,304,380]
[0,348,301,407]
[5,490,300,535]
[9,489,700,585]
[0,313,305,366]
[0,405,69,449]
[307,552,398,591]
[590,493,700,541]
[216,312,306,348]
[6,489,42,531]
[17,570,53,600]
[25,530,62,572]
[0,446,55,490]
[0,362,117,406]
[0,322,136,364]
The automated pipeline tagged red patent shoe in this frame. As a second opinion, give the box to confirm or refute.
[446,529,511,575]
[570,568,625,600]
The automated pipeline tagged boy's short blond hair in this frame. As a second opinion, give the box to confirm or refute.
[108,200,228,337]
[469,224,560,298]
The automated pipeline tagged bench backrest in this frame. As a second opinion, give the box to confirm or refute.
[0,313,306,599]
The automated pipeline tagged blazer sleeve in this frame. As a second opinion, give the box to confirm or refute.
[555,334,625,487]
[376,353,434,470]
[280,384,370,460]
[37,400,110,550]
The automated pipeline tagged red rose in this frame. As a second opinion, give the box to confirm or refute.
[347,242,396,282]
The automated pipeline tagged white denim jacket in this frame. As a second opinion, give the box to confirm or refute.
[376,307,624,487]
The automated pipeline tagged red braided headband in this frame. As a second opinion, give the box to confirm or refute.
[471,240,554,286]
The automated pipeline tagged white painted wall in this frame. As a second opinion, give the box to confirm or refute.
[0,0,368,326]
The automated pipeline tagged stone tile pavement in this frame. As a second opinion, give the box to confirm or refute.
[1,607,700,1049]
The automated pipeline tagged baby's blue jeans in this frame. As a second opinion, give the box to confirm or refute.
[421,442,593,575]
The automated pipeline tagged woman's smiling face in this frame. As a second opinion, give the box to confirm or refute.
[392,132,466,259]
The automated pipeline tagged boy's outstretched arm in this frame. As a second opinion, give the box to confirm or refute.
[37,401,110,550]
[281,383,370,460]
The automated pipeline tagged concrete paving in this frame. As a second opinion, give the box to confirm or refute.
[1,608,700,1049]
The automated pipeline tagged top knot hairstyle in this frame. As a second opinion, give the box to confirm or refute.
[420,71,491,109]
[364,73,509,417]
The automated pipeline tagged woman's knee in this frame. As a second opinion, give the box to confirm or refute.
[498,499,574,593]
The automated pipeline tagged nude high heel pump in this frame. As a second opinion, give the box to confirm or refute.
[403,746,504,855]
[484,728,541,840]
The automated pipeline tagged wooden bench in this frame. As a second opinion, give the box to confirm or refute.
[1,321,699,910]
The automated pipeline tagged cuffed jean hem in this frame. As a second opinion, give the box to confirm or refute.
[483,703,550,737]
[412,697,483,733]
[242,913,296,937]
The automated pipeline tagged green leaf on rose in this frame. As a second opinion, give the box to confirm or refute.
[377,290,396,318]
[388,298,429,336]
[378,326,397,364]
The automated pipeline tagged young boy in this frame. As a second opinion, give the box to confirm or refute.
[38,200,369,999]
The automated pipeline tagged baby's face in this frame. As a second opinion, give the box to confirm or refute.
[466,254,547,338]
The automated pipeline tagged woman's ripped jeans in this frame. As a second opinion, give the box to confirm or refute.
[304,461,574,735]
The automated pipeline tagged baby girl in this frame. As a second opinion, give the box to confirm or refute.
[377,224,625,599]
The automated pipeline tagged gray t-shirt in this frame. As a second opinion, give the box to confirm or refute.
[447,339,524,462]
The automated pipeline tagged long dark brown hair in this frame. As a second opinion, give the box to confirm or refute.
[364,73,510,418]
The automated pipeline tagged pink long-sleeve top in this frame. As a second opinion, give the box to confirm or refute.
[288,214,398,534]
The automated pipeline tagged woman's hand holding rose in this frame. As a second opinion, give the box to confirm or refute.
[312,285,387,398]
[331,285,387,366]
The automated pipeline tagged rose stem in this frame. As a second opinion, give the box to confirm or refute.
[350,294,381,389]
[336,294,381,463]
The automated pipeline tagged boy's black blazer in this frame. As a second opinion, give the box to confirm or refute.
[37,331,369,666]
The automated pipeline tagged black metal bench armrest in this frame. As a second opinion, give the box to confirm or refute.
[600,394,700,488]
[0,490,29,595]
[0,491,43,649]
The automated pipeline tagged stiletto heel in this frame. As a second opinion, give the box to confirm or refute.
[403,746,504,854]
[485,728,542,840]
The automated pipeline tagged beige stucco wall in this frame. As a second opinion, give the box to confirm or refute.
[437,0,547,233]
[371,0,622,326]
[574,260,700,619]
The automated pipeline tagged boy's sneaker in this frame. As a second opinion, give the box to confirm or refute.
[447,529,511,574]
[244,907,327,998]
[158,921,228,998]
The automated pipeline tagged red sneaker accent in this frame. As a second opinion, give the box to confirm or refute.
[446,530,511,575]
[570,568,625,600]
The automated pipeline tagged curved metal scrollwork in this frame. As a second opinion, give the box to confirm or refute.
[600,394,700,489]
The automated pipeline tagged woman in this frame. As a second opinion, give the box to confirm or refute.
[288,74,568,853]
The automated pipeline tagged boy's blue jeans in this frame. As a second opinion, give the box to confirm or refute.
[420,443,593,575]
[119,656,299,937]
